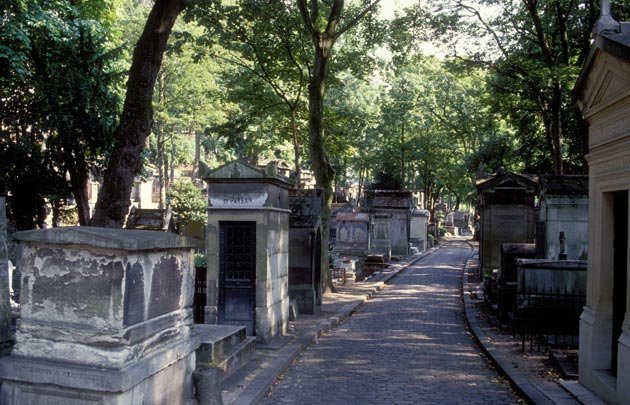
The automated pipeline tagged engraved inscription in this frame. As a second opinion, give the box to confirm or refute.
[13,364,106,385]
[209,191,267,208]
[590,113,630,146]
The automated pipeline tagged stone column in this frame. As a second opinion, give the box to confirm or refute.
[0,197,11,355]
[0,227,199,404]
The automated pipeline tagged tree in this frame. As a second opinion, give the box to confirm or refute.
[91,0,188,228]
[0,0,121,228]
[419,0,630,174]
[297,0,380,289]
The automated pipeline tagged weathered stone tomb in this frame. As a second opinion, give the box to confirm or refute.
[365,190,413,257]
[289,188,324,314]
[0,197,11,356]
[0,227,198,404]
[202,160,292,344]
[476,172,538,275]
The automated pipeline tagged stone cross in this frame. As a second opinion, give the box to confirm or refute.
[596,0,620,34]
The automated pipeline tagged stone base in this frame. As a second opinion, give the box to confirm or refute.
[289,287,319,315]
[255,297,289,344]
[0,338,198,405]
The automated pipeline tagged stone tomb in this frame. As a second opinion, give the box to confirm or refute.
[536,175,589,260]
[410,208,430,252]
[476,172,538,276]
[0,227,198,404]
[202,160,292,344]
[289,188,324,314]
[334,212,371,258]
[575,11,630,403]
[365,191,413,257]
[0,197,11,356]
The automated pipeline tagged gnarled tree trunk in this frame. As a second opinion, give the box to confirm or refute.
[90,0,187,228]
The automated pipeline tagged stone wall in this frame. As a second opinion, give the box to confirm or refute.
[0,198,11,355]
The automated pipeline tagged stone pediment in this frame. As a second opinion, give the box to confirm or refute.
[476,172,538,192]
[579,52,630,118]
[201,159,294,188]
[202,160,266,180]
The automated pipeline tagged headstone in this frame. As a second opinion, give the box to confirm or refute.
[0,197,11,355]
[202,160,293,344]
[125,207,175,232]
[334,212,370,257]
[476,172,538,276]
[0,227,198,404]
[289,188,324,314]
[370,214,391,260]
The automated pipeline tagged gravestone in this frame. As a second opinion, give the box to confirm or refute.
[202,160,293,344]
[0,198,11,356]
[365,191,413,256]
[334,212,370,257]
[289,188,324,314]
[370,214,391,260]
[0,227,198,404]
[536,175,589,260]
[410,208,430,251]
[125,207,175,232]
[476,172,538,276]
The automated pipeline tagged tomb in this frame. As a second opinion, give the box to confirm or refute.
[289,188,324,314]
[575,7,630,402]
[0,227,198,404]
[334,212,371,258]
[201,160,293,344]
[410,208,430,251]
[365,190,413,257]
[536,175,589,260]
[476,172,538,276]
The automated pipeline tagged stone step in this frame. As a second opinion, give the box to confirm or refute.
[193,324,256,381]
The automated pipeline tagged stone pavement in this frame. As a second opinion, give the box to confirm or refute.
[257,240,520,404]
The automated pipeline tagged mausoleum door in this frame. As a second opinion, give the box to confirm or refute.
[219,222,256,335]
[612,191,628,375]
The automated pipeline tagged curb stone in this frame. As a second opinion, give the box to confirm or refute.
[229,247,438,405]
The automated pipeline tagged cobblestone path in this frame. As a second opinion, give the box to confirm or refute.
[262,240,521,404]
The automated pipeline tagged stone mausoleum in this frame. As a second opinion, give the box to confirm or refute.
[289,188,324,314]
[202,160,293,344]
[575,5,630,402]
[0,227,198,404]
[476,172,538,275]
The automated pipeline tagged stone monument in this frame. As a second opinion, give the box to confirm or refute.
[0,227,198,404]
[289,188,324,314]
[365,191,413,256]
[476,172,538,276]
[202,160,293,344]
[575,6,630,402]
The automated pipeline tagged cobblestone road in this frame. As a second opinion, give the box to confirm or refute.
[262,240,521,404]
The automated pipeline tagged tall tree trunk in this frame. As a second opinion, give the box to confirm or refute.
[90,0,187,228]
[550,80,564,174]
[290,108,302,188]
[64,150,91,225]
[308,45,336,293]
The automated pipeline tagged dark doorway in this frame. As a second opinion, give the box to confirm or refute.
[612,191,628,375]
[219,221,256,335]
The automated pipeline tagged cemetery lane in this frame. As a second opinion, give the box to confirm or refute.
[262,239,520,404]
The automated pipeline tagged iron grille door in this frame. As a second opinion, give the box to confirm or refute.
[219,221,256,335]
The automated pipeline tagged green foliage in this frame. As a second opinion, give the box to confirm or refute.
[0,0,122,228]
[167,179,206,229]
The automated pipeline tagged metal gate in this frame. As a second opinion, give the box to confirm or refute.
[219,222,256,335]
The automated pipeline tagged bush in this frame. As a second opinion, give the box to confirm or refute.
[167,179,206,229]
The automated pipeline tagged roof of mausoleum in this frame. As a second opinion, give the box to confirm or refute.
[475,172,538,192]
[537,175,589,197]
